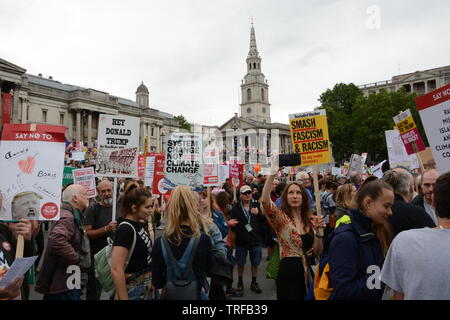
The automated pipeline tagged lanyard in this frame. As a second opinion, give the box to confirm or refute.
[241,201,252,223]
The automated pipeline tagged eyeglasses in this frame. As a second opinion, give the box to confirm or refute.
[241,191,252,195]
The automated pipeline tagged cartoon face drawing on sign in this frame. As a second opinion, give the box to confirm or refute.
[11,191,43,220]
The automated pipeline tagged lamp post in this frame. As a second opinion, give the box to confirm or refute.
[161,131,165,153]
[232,124,238,159]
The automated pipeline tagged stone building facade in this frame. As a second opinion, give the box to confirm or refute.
[0,58,180,152]
[358,65,450,96]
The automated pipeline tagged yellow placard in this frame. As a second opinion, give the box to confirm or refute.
[395,116,416,135]
[289,110,331,166]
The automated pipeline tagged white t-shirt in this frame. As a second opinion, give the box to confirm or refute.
[381,227,450,300]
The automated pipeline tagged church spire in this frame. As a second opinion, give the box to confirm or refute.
[248,23,259,58]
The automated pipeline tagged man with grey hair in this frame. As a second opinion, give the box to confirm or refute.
[36,184,91,300]
[382,168,435,238]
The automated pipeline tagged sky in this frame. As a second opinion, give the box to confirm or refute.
[1,0,449,126]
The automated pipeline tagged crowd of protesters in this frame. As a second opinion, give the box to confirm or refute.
[1,154,450,301]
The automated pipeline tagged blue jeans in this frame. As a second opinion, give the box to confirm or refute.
[44,289,81,300]
[235,245,262,267]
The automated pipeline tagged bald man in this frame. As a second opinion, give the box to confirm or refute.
[36,184,91,300]
[83,179,117,300]
[412,169,440,225]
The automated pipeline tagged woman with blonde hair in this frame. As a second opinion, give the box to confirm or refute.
[151,186,212,300]
[334,183,358,221]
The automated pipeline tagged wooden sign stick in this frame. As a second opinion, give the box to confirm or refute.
[15,235,24,259]
[207,186,211,215]
[312,165,324,237]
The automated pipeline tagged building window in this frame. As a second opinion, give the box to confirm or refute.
[249,63,251,70]
[261,88,264,101]
[445,77,450,85]
[253,63,256,69]
[247,88,251,101]
[247,107,251,114]
[42,110,47,123]
[60,113,65,125]
[151,127,154,136]
[262,107,266,113]
[26,105,29,121]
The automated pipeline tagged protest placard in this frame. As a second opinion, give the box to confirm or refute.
[289,110,331,166]
[0,124,65,221]
[229,160,243,187]
[219,164,230,184]
[71,151,86,161]
[347,154,365,176]
[63,166,74,186]
[72,167,97,198]
[164,133,204,190]
[96,114,140,177]
[417,147,436,170]
[137,155,146,178]
[385,129,420,170]
[144,155,156,188]
[152,153,167,195]
[203,147,220,187]
[371,160,387,179]
[416,84,450,173]
[393,109,426,155]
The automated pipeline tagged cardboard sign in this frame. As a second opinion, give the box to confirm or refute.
[393,109,426,155]
[63,166,74,186]
[144,155,156,188]
[0,124,65,221]
[96,114,140,177]
[72,167,97,198]
[385,129,419,170]
[164,133,204,190]
[289,110,331,166]
[416,84,450,173]
[417,147,436,170]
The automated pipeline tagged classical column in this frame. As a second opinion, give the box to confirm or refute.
[156,126,161,152]
[140,122,145,151]
[12,86,20,123]
[87,111,92,147]
[68,111,73,140]
[76,109,81,142]
[20,98,27,124]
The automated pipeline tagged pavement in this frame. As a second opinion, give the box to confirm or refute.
[28,226,277,300]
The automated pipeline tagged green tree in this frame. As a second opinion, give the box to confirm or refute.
[317,83,363,161]
[174,115,191,132]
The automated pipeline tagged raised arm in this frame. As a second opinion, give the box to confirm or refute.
[260,154,279,211]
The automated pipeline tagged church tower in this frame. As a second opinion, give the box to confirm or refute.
[240,23,271,123]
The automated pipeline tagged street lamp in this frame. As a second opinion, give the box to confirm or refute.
[231,124,238,158]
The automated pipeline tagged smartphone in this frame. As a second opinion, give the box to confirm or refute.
[278,153,301,167]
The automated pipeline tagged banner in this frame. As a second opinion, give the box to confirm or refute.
[289,110,331,166]
[96,114,140,177]
[63,166,74,186]
[164,132,204,190]
[72,167,97,198]
[1,93,12,126]
[393,109,426,155]
[385,129,419,170]
[0,124,65,221]
[416,84,450,173]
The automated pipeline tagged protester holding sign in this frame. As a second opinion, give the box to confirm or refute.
[0,219,35,300]
[261,156,325,300]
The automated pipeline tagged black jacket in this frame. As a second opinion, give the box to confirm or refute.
[230,200,267,248]
[388,194,436,238]
[411,193,425,210]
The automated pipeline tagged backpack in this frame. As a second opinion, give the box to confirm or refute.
[160,236,200,300]
[94,221,136,293]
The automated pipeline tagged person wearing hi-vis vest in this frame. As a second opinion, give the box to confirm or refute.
[230,184,268,296]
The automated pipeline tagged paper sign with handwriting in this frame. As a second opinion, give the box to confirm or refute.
[0,124,65,221]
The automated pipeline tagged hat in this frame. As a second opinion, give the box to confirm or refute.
[240,185,252,194]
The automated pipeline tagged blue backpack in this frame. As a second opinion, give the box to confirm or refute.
[161,236,201,300]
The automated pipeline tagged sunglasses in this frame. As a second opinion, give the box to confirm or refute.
[241,191,252,195]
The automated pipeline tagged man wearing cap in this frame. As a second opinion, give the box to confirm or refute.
[230,184,267,296]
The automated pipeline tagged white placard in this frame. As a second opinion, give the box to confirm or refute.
[72,167,97,198]
[385,130,419,170]
[371,160,387,179]
[144,156,156,187]
[95,114,140,178]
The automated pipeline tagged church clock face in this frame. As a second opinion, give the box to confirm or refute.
[247,107,251,114]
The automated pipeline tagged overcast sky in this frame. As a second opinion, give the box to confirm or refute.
[1,0,449,126]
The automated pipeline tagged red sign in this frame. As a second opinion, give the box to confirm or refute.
[151,153,167,195]
[416,83,450,111]
[229,161,244,188]
[41,202,59,219]
[138,155,145,178]
[1,123,66,142]
[1,93,12,125]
